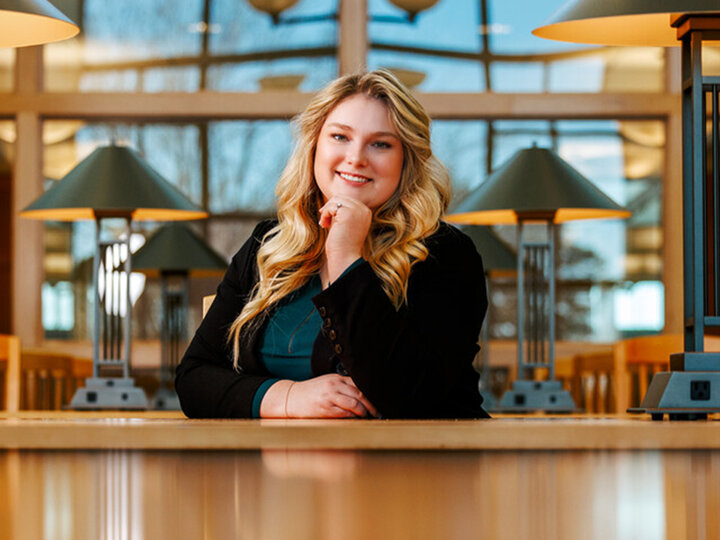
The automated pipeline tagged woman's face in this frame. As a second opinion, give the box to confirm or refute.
[313,93,404,210]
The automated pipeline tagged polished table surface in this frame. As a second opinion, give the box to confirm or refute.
[1,412,719,539]
[1,411,719,450]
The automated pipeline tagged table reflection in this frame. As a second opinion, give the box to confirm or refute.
[1,449,718,540]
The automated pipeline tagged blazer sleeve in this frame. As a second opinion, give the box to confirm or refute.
[311,223,488,418]
[175,220,276,418]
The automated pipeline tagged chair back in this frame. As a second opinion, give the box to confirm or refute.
[565,334,720,414]
[570,350,615,413]
[613,334,679,413]
[203,294,216,318]
[17,349,92,410]
[0,335,21,412]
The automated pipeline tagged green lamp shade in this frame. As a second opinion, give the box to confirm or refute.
[0,0,79,47]
[20,145,207,222]
[458,225,516,272]
[133,223,228,277]
[446,147,631,225]
[533,0,720,46]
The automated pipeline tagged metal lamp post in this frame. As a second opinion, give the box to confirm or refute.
[533,0,720,419]
[447,146,630,412]
[21,145,207,409]
[133,223,226,410]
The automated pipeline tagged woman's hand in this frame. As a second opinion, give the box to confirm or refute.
[318,196,371,284]
[261,374,378,418]
[289,374,378,418]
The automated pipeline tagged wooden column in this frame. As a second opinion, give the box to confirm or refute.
[338,0,367,75]
[0,149,10,333]
[11,46,44,346]
[663,48,683,334]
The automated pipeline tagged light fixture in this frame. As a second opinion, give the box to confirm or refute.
[248,0,439,26]
[258,74,304,91]
[534,0,720,420]
[133,223,227,410]
[247,0,299,24]
[384,67,426,89]
[533,0,717,47]
[387,0,440,22]
[0,0,79,48]
[0,120,84,145]
[21,145,207,409]
[21,145,207,222]
[447,146,630,412]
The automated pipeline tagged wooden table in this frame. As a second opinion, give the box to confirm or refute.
[1,412,719,539]
[1,411,720,450]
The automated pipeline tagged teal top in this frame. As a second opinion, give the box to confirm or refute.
[250,258,364,417]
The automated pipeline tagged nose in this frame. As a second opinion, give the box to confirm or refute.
[345,142,368,167]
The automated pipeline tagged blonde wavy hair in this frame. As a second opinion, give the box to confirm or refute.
[228,69,451,368]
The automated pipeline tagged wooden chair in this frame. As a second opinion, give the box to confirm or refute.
[203,294,216,318]
[570,350,615,413]
[0,335,21,412]
[16,349,92,410]
[569,334,720,414]
[531,351,615,412]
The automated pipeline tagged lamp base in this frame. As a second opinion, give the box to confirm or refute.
[628,365,720,420]
[70,377,148,410]
[152,387,181,410]
[495,380,578,413]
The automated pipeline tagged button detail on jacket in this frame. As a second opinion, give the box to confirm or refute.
[318,306,327,317]
[328,329,336,340]
[336,361,348,376]
[334,344,343,354]
[323,318,332,328]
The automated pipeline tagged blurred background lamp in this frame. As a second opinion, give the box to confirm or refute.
[247,0,298,23]
[387,0,440,21]
[458,224,516,411]
[534,0,720,420]
[447,146,630,412]
[249,0,438,25]
[21,145,207,410]
[0,0,79,47]
[133,223,226,410]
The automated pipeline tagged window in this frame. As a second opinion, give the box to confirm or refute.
[435,119,664,341]
[44,0,338,93]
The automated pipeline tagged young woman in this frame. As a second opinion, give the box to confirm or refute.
[176,70,489,419]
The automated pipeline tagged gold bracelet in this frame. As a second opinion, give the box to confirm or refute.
[284,381,296,418]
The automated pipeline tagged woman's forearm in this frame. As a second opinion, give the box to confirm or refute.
[259,379,295,418]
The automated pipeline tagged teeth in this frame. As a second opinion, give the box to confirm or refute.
[338,172,370,183]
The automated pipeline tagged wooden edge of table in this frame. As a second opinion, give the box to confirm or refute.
[0,413,719,450]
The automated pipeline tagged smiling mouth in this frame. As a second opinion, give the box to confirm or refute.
[337,171,371,184]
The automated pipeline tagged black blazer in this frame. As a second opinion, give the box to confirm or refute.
[176,219,490,419]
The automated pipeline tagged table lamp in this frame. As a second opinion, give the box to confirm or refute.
[0,0,78,48]
[533,1,720,419]
[21,145,207,409]
[133,223,227,410]
[458,224,516,411]
[447,146,630,412]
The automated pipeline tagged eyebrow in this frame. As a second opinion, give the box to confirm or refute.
[326,122,399,139]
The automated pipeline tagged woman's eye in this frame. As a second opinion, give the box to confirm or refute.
[332,134,348,141]
[372,141,391,149]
